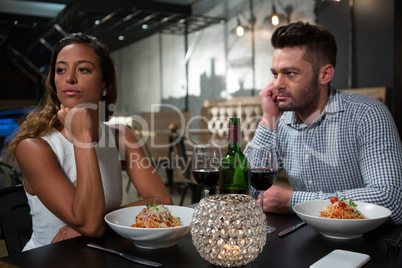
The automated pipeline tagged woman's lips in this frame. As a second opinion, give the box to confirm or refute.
[63,89,80,96]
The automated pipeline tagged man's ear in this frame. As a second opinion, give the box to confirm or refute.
[319,64,334,85]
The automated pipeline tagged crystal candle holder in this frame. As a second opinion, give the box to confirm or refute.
[191,194,267,267]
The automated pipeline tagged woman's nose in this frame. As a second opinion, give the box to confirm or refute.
[66,71,77,84]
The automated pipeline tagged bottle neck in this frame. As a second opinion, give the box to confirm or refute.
[228,123,241,150]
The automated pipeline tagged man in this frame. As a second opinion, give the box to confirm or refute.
[251,21,402,224]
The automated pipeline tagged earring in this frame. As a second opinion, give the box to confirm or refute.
[102,90,107,97]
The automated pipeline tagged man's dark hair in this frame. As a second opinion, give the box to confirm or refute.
[271,21,337,74]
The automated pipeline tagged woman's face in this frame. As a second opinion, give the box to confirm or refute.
[55,43,106,108]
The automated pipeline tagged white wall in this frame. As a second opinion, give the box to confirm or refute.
[111,0,315,118]
[113,35,161,115]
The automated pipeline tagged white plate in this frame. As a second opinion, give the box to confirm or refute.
[105,205,194,249]
[294,200,391,239]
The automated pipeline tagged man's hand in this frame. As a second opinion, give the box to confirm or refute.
[259,81,283,130]
[51,225,82,243]
[257,185,292,214]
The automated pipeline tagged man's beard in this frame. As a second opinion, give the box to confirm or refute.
[277,76,320,113]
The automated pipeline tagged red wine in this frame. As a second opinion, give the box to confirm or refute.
[250,168,277,191]
[192,169,219,189]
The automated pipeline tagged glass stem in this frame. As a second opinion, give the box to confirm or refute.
[204,189,210,198]
[259,191,264,210]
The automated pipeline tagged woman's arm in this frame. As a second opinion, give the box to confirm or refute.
[17,106,107,237]
[111,124,173,207]
[17,137,106,237]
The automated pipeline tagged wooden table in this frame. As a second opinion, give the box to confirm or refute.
[1,213,401,267]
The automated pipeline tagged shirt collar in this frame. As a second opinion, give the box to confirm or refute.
[282,85,344,128]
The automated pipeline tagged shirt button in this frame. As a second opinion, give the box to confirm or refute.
[309,129,314,133]
[305,154,309,159]
[308,180,313,185]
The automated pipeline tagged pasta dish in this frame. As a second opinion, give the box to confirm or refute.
[319,197,366,219]
[131,203,181,228]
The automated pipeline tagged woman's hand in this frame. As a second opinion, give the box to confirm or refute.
[57,104,93,144]
[51,225,82,243]
[259,82,283,130]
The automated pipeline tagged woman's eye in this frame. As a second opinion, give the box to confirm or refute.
[56,67,65,74]
[78,67,90,73]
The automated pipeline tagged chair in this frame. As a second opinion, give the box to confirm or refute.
[338,86,388,104]
[0,162,21,188]
[199,96,263,152]
[168,125,217,206]
[172,134,206,206]
[0,184,32,256]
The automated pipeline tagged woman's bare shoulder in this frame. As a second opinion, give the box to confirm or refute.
[17,137,50,149]
[16,137,54,161]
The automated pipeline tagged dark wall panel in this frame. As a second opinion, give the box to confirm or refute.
[395,0,402,134]
[316,0,397,132]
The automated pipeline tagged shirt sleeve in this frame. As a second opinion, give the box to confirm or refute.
[249,123,277,146]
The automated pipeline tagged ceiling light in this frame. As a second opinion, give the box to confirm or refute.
[142,24,148,29]
[118,35,125,41]
[236,25,245,37]
[230,11,251,37]
[263,0,293,26]
[271,5,279,26]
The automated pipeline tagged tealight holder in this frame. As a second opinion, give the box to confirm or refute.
[191,194,267,267]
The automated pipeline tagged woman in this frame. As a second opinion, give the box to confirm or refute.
[6,33,173,250]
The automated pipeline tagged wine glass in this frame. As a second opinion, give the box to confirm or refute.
[245,143,278,233]
[191,144,222,198]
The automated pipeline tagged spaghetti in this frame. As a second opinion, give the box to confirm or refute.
[131,203,181,228]
[319,197,366,219]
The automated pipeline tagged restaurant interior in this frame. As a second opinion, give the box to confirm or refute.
[0,0,401,265]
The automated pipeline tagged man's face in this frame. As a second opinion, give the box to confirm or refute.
[271,47,321,119]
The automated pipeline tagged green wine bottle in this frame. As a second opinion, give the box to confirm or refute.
[219,118,250,194]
